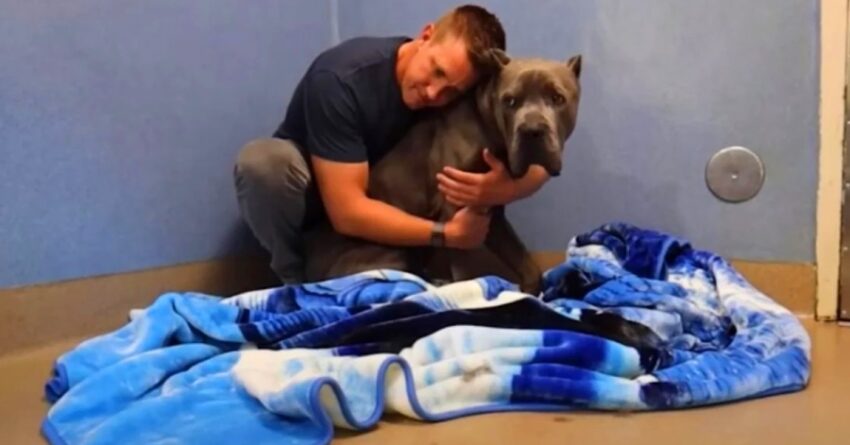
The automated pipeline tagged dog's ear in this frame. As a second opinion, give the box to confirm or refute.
[477,48,511,75]
[489,48,511,68]
[566,55,582,79]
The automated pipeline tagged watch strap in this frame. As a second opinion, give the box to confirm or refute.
[430,222,446,247]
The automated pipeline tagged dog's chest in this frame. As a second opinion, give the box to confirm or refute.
[429,105,489,174]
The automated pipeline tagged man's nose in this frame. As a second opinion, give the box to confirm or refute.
[425,85,441,101]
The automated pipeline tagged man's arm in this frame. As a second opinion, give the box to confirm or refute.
[301,71,434,245]
[311,156,434,245]
[312,156,491,248]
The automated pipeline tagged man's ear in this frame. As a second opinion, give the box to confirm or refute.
[566,55,582,79]
[420,23,435,42]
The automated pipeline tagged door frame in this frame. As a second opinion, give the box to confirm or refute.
[840,0,850,321]
[819,0,848,320]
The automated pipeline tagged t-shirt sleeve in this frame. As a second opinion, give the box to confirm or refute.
[302,70,368,163]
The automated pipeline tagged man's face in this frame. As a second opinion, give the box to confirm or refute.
[401,29,478,110]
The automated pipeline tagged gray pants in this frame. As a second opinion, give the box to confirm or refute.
[233,138,322,283]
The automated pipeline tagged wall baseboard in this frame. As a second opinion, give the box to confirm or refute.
[0,253,815,358]
[0,256,278,357]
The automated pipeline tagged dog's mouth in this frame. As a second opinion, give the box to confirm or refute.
[509,134,563,178]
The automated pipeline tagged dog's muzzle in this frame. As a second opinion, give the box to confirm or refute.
[514,122,562,177]
[518,119,550,142]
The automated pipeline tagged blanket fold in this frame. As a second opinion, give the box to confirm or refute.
[42,222,811,445]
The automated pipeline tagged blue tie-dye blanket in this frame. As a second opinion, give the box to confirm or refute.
[41,223,810,445]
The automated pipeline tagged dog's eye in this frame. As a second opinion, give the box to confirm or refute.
[550,93,565,105]
[503,95,518,108]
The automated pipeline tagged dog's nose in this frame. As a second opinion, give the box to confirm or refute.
[519,123,547,139]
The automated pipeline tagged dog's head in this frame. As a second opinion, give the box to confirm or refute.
[476,50,582,178]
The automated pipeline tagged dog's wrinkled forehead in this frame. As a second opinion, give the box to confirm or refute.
[498,59,579,98]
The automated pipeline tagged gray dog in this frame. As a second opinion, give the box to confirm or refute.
[303,51,582,294]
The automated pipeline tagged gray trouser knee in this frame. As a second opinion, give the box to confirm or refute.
[233,138,319,283]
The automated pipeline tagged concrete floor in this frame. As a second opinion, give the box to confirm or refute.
[2,319,847,445]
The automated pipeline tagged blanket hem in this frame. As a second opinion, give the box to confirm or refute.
[41,418,67,445]
[305,355,592,434]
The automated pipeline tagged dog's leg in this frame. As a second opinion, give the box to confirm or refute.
[483,210,543,294]
[303,222,414,282]
[431,205,540,293]
[447,246,523,286]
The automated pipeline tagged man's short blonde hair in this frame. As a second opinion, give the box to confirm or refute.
[432,5,506,74]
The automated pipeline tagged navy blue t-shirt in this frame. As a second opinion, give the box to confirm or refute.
[273,36,417,164]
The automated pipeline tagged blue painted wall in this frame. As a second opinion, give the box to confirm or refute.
[340,0,820,263]
[0,1,331,287]
[0,0,819,288]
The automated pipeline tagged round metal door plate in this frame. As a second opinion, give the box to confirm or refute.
[705,146,765,203]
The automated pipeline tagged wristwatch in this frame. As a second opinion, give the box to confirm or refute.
[430,222,446,247]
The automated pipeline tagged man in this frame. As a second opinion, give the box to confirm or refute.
[234,4,550,284]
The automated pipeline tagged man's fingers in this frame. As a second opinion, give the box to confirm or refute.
[482,149,504,170]
[445,193,469,207]
[437,172,477,195]
[442,167,483,185]
[445,194,466,207]
[438,184,476,202]
[437,185,475,199]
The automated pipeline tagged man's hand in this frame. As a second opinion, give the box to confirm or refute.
[444,207,491,249]
[436,149,517,207]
